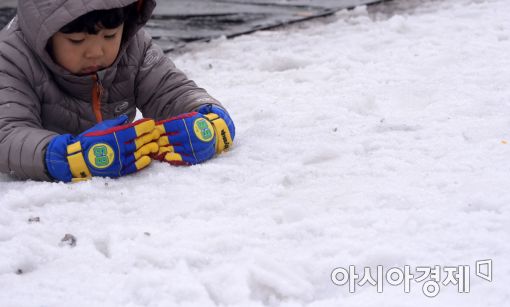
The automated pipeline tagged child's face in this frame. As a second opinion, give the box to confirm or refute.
[50,24,124,75]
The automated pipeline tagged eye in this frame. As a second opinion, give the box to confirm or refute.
[104,33,117,40]
[68,38,84,44]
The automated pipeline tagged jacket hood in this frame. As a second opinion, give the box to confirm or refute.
[17,0,156,75]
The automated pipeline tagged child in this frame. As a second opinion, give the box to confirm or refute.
[0,0,235,182]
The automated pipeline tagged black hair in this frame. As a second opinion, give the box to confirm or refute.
[59,7,127,34]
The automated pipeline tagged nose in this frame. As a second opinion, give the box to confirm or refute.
[84,41,104,59]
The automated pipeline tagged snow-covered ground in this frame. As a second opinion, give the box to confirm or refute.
[1,0,509,306]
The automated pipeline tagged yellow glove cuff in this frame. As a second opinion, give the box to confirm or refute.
[67,141,92,182]
[204,113,233,153]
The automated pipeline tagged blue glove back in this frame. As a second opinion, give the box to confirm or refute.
[45,115,160,182]
[154,112,216,165]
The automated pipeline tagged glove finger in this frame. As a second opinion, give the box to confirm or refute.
[170,144,215,165]
[161,149,211,166]
[121,156,152,176]
[153,144,175,161]
[134,142,159,160]
[157,134,170,147]
[162,152,190,166]
[157,121,190,145]
[163,121,215,152]
[156,127,181,147]
[133,127,160,150]
[120,123,160,154]
[156,123,189,157]
[123,142,158,166]
[116,119,156,144]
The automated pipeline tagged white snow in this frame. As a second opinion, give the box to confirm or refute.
[1,0,509,306]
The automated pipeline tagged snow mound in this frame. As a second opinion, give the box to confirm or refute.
[1,0,509,306]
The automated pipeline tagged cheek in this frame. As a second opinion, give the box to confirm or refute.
[52,41,79,69]
[107,39,122,62]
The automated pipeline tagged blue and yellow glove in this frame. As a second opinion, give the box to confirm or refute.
[45,115,160,182]
[154,105,235,165]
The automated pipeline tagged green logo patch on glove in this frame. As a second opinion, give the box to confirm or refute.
[193,118,214,142]
[88,143,115,169]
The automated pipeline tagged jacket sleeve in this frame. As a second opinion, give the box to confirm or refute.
[134,31,223,120]
[0,43,58,181]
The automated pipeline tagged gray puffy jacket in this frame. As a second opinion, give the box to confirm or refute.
[0,0,221,181]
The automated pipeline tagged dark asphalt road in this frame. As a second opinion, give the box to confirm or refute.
[0,0,384,51]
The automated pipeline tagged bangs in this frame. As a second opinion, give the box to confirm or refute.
[59,8,126,35]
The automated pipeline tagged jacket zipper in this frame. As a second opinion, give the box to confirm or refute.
[87,1,143,122]
[91,74,103,123]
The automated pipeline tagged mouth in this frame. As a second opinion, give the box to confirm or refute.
[80,66,104,75]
